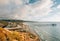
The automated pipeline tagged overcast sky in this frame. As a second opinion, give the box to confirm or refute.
[0,0,60,22]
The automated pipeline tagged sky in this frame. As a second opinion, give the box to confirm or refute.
[0,0,60,22]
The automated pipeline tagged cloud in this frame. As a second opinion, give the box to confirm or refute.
[15,0,53,21]
[39,4,60,22]
[57,5,60,9]
[0,0,10,5]
[0,0,24,19]
[0,0,26,5]
[0,0,54,21]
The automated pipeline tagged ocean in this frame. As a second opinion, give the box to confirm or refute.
[24,22,60,41]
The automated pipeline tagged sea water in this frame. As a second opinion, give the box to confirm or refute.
[24,22,60,41]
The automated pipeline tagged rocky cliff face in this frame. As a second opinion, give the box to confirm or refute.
[0,20,41,41]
